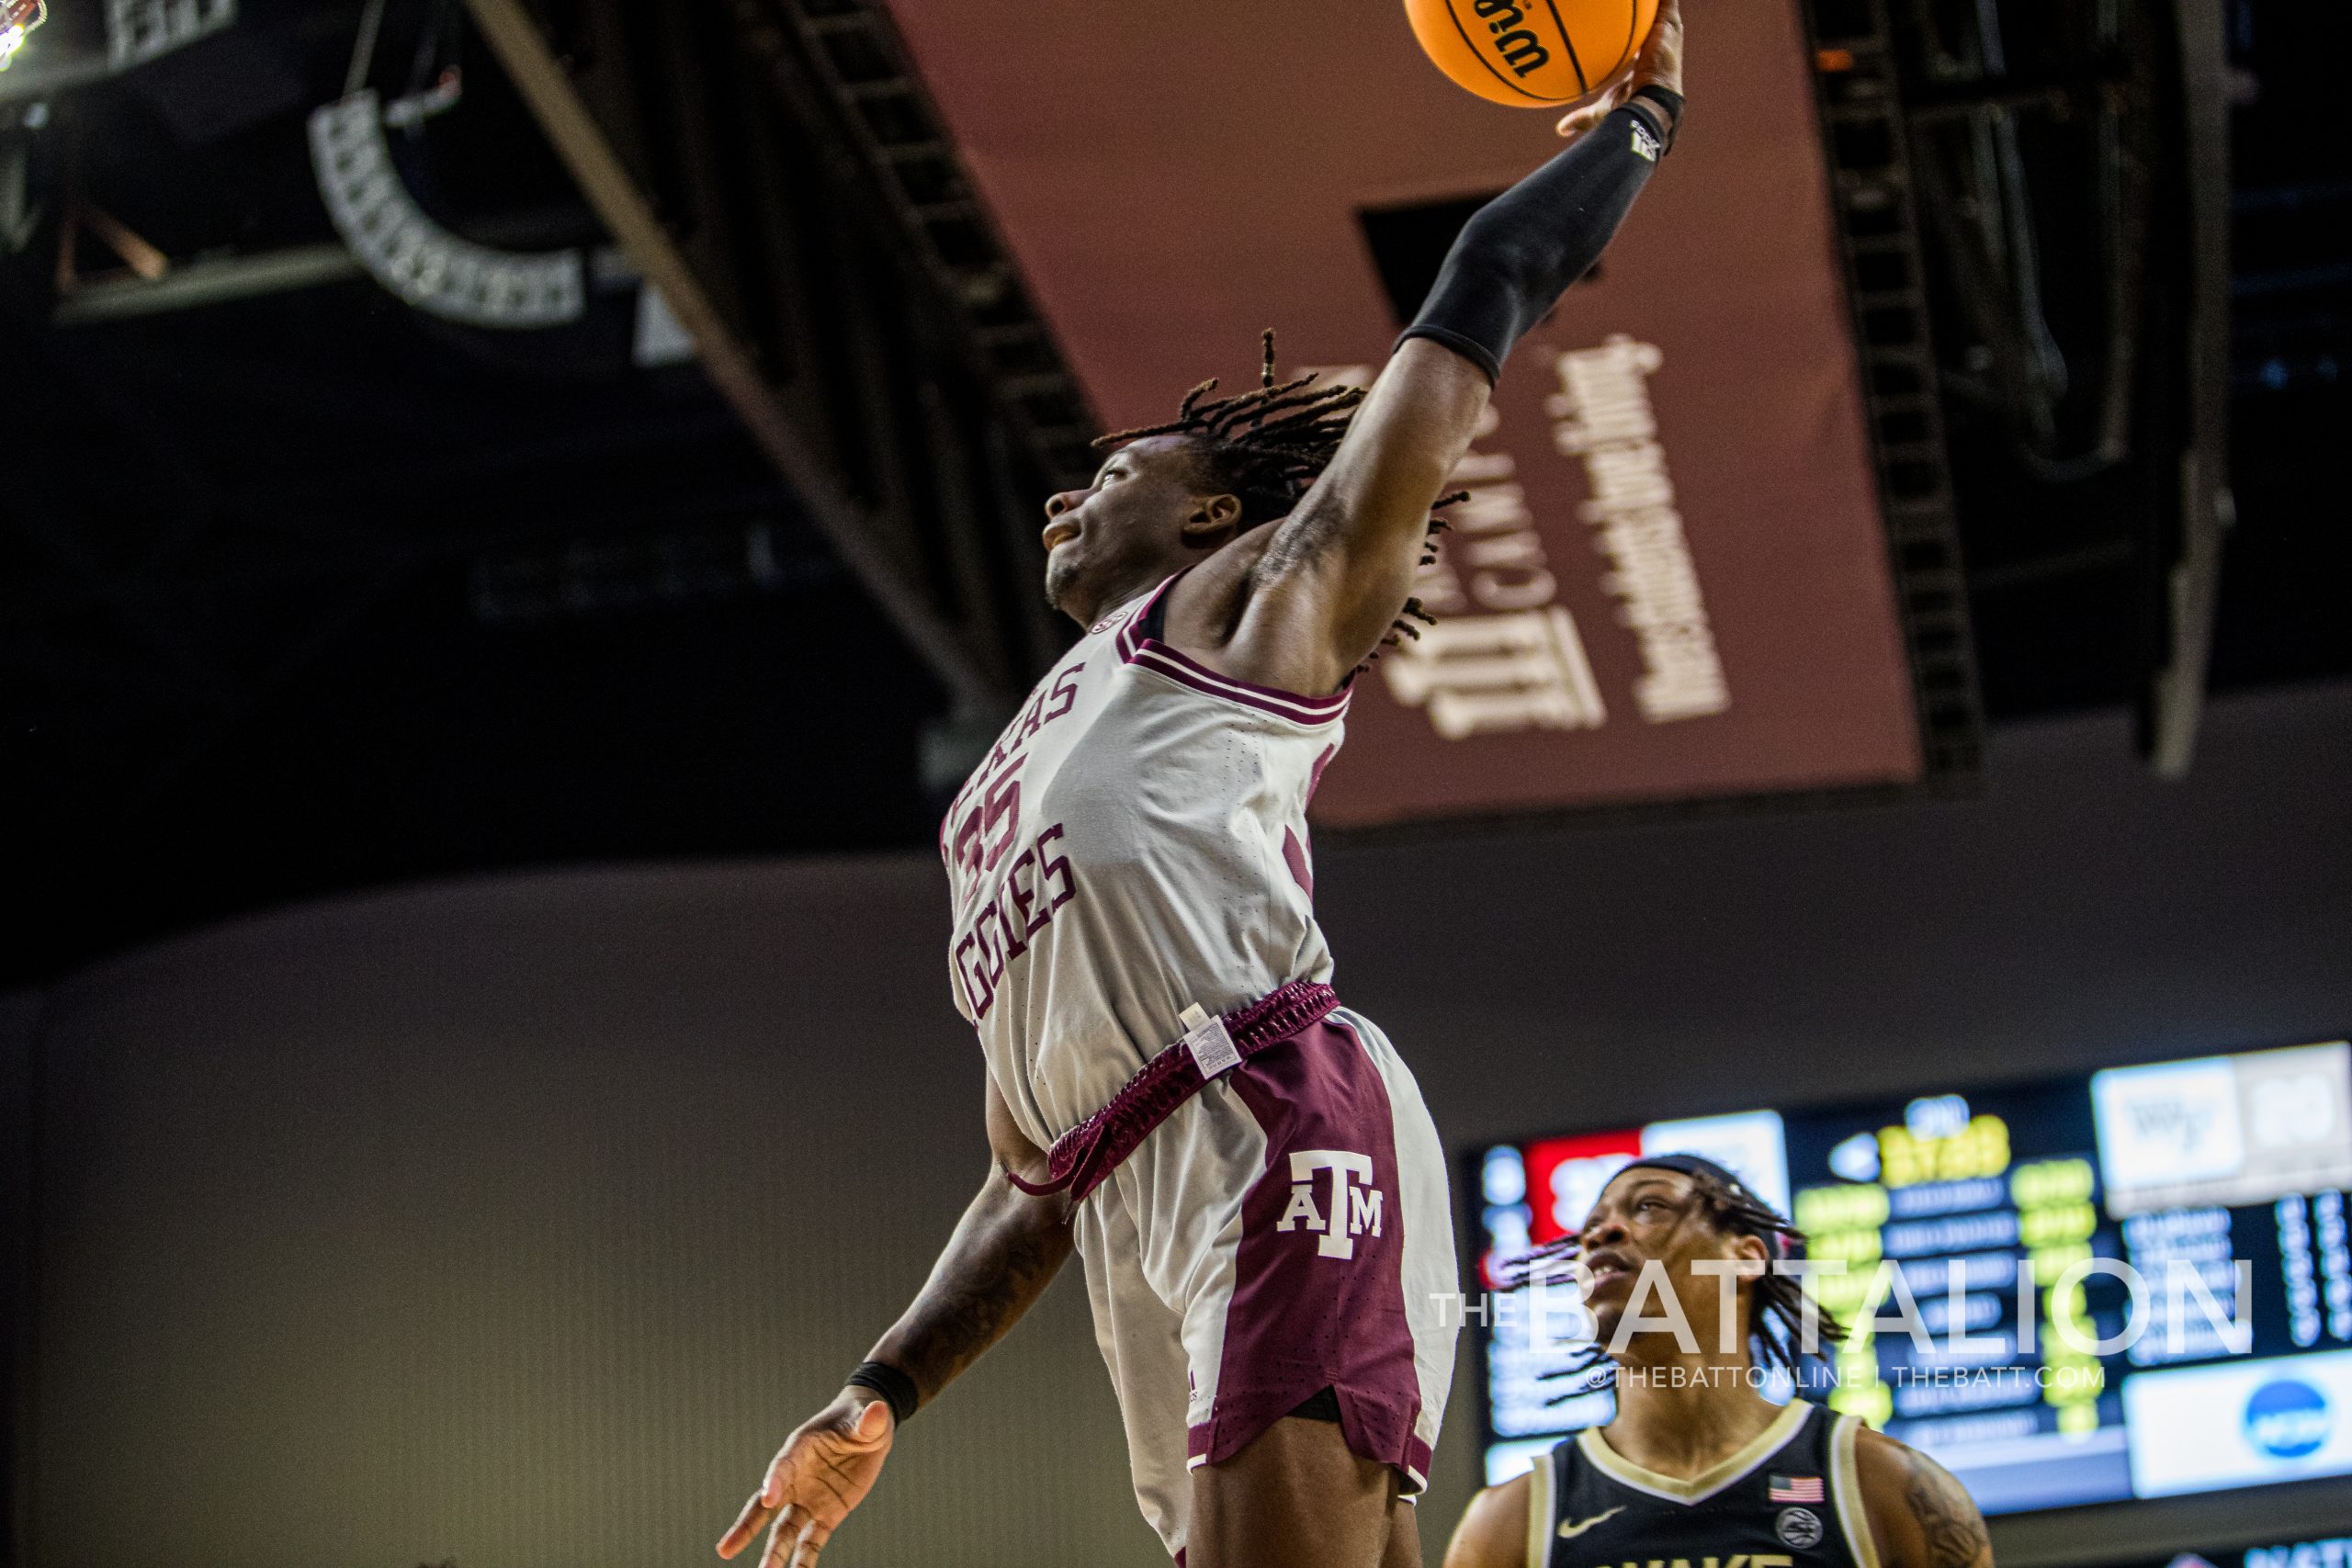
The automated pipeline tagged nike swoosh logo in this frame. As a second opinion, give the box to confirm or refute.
[1557,1506,1625,1539]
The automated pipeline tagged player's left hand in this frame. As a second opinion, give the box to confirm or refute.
[716,1393,895,1568]
[1556,0,1685,140]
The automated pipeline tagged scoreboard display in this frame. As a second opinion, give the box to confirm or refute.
[1468,1038,2352,1515]
[2107,1541,2342,1568]
[2110,1540,2352,1568]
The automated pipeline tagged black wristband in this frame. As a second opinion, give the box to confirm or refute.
[845,1360,918,1426]
[1631,85,1685,152]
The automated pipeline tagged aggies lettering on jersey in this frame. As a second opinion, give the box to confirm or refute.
[1531,1402,1879,1568]
[938,570,1343,1153]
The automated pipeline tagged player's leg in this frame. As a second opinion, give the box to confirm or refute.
[1186,1414,1399,1568]
[1078,1185,1203,1558]
[1169,1011,1456,1566]
[1382,1496,1424,1568]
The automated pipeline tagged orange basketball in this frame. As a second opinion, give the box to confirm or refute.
[1404,0,1659,108]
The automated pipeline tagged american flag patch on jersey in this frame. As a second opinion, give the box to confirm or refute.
[1769,1474,1826,1504]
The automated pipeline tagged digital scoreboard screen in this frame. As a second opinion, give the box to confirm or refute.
[2119,1539,2352,1568]
[1469,1039,2352,1515]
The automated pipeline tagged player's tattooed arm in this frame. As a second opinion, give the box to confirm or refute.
[1855,1428,1996,1568]
[865,1074,1075,1403]
[1234,337,1491,692]
[1223,2,1687,695]
[1904,1453,1996,1568]
[866,1173,1072,1397]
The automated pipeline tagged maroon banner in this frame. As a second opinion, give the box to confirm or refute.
[886,0,1922,824]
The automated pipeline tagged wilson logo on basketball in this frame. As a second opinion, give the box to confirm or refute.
[1470,2,1551,77]
[1405,0,1658,109]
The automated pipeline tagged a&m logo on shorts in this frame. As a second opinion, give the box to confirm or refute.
[1276,1149,1383,1258]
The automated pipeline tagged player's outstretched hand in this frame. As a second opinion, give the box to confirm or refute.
[1556,0,1685,140]
[716,1393,894,1568]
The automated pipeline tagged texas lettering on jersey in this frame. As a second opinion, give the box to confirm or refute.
[940,572,1345,1156]
[944,655,1087,1018]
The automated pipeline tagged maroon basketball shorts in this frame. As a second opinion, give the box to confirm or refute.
[1057,1001,1457,1559]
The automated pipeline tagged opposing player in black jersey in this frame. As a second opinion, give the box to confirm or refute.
[1443,1155,1995,1568]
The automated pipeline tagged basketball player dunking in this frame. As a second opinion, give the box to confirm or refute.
[716,10,1689,1567]
[1443,1156,1996,1568]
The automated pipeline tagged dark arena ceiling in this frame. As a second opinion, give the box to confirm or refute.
[2,0,2346,987]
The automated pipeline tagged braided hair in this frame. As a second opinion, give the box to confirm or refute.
[1502,1160,1846,1400]
[1095,331,1463,666]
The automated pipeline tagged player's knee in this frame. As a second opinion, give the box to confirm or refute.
[1196,1412,1394,1518]
[1190,1430,1399,1568]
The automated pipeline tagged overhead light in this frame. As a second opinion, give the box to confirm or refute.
[309,90,583,329]
[0,0,48,72]
[107,0,233,69]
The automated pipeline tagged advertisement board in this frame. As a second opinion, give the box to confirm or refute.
[886,0,1924,823]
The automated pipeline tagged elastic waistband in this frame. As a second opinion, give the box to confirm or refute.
[1006,980,1340,1203]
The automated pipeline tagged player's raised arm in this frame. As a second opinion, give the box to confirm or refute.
[1855,1428,1997,1568]
[1224,0,1686,694]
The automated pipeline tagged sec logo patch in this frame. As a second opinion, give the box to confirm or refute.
[1776,1506,1825,1549]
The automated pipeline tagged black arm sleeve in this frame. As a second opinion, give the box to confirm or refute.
[1396,100,1672,384]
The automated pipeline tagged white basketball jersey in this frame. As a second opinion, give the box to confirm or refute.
[941,572,1345,1151]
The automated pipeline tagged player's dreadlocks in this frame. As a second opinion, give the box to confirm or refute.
[1499,1164,1846,1400]
[1095,331,1463,667]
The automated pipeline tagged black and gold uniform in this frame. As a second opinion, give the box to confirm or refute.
[1528,1400,1877,1568]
